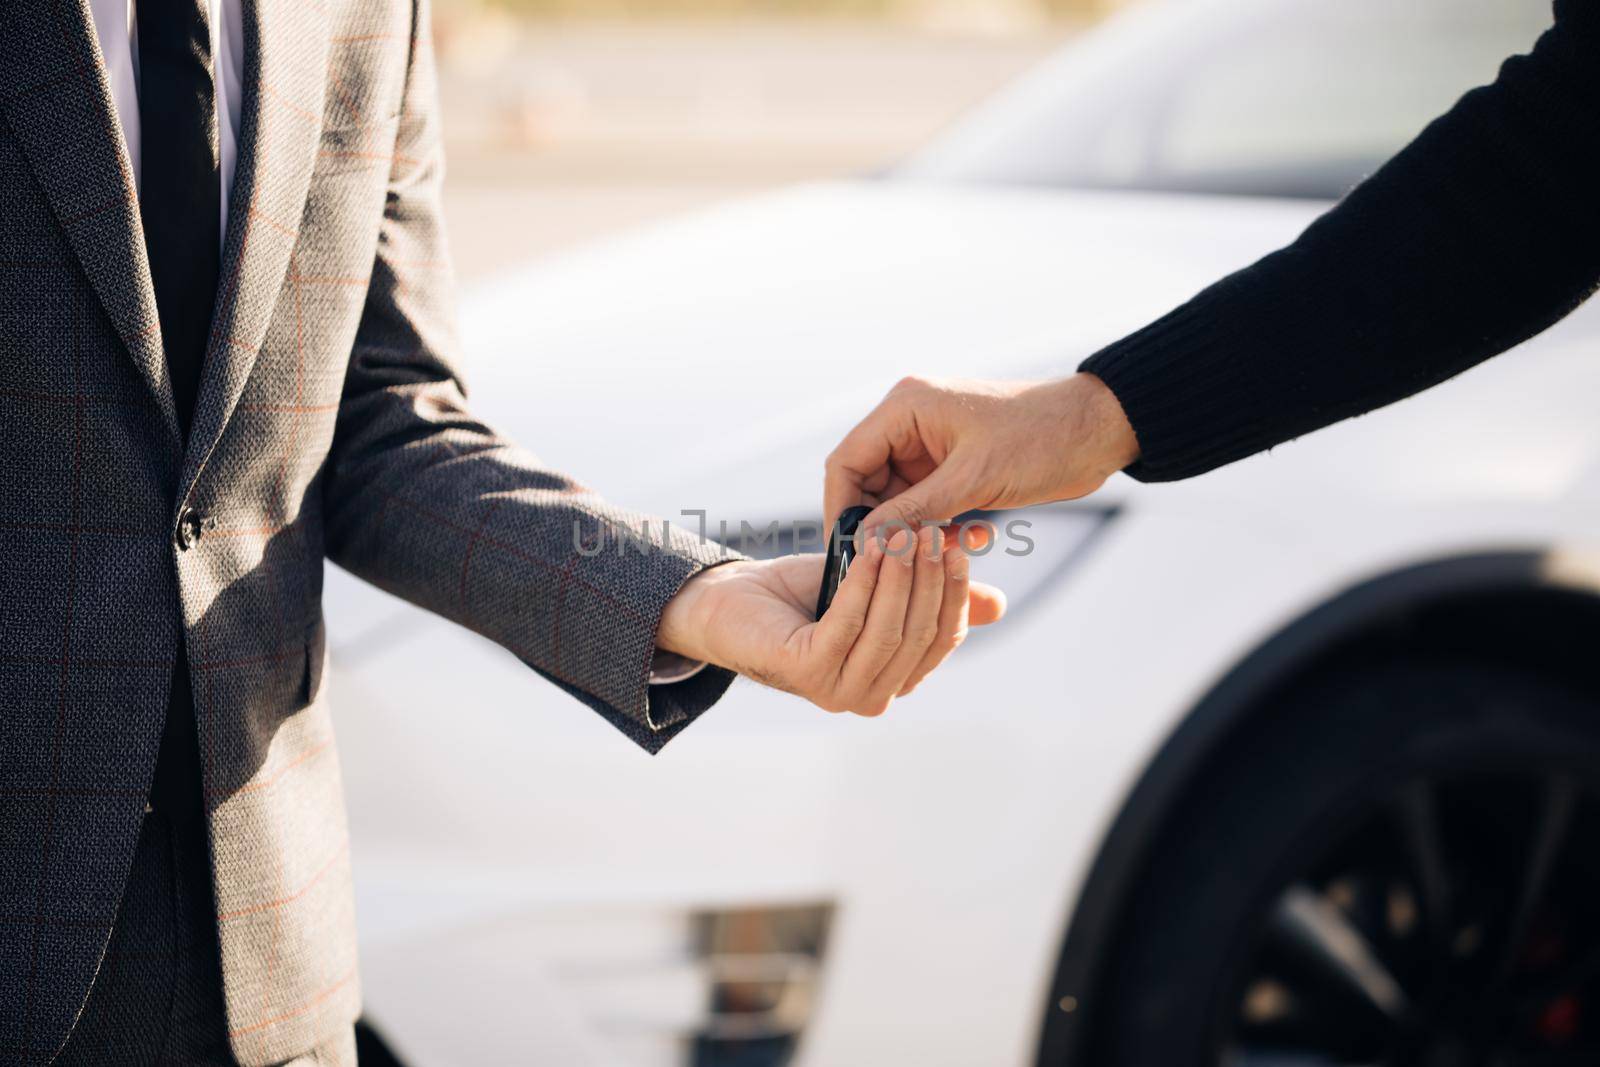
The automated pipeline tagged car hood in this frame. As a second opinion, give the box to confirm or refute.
[458,180,1600,523]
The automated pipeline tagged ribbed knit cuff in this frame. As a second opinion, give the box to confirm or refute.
[1080,291,1274,483]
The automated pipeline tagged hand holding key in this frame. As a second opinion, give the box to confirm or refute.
[658,523,1004,716]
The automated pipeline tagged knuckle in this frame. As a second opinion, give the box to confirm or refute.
[822,647,854,675]
[806,684,844,713]
[870,629,903,654]
[835,624,869,656]
[819,624,857,657]
[887,501,925,530]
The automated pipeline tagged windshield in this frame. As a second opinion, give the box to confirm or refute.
[898,0,1553,200]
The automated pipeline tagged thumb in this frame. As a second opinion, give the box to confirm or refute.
[860,460,974,536]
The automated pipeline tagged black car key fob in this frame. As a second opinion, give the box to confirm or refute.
[815,505,874,621]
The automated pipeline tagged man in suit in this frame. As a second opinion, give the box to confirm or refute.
[0,1,1004,1064]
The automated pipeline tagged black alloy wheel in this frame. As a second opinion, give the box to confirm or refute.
[1225,772,1600,1066]
[1086,663,1600,1067]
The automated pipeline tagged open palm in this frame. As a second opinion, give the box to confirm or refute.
[661,529,1005,715]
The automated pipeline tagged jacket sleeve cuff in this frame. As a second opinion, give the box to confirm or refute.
[522,526,745,755]
[648,650,708,685]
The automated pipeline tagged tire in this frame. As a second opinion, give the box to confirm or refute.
[1088,661,1600,1067]
[354,1018,410,1066]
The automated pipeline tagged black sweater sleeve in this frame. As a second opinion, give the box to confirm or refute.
[1079,0,1600,483]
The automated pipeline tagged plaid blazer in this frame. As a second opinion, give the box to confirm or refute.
[0,1,735,1063]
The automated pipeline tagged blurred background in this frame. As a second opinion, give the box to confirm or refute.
[431,0,1110,278]
[339,2,1600,1066]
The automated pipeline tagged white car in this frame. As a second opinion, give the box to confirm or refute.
[333,0,1600,1064]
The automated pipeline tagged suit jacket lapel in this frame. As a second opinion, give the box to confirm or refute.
[0,0,181,445]
[180,0,329,500]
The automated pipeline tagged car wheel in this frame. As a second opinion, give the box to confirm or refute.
[1089,662,1600,1066]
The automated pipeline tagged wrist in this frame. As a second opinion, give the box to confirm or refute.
[1054,373,1140,485]
[657,571,713,664]
[656,561,747,668]
[1083,372,1141,471]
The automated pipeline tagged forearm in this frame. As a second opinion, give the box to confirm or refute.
[325,407,734,749]
[1082,0,1600,482]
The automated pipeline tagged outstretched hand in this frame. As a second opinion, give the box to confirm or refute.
[658,527,1005,715]
[823,373,1140,534]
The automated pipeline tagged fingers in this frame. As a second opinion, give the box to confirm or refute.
[859,461,971,539]
[855,527,944,707]
[836,529,916,702]
[822,380,940,531]
[823,405,895,533]
[967,581,1006,627]
[952,519,992,552]
[898,532,969,696]
[807,526,1000,717]
[812,533,885,661]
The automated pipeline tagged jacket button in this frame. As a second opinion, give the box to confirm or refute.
[175,508,204,551]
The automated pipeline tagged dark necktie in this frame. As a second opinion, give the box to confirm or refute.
[138,0,218,827]
[138,0,220,438]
